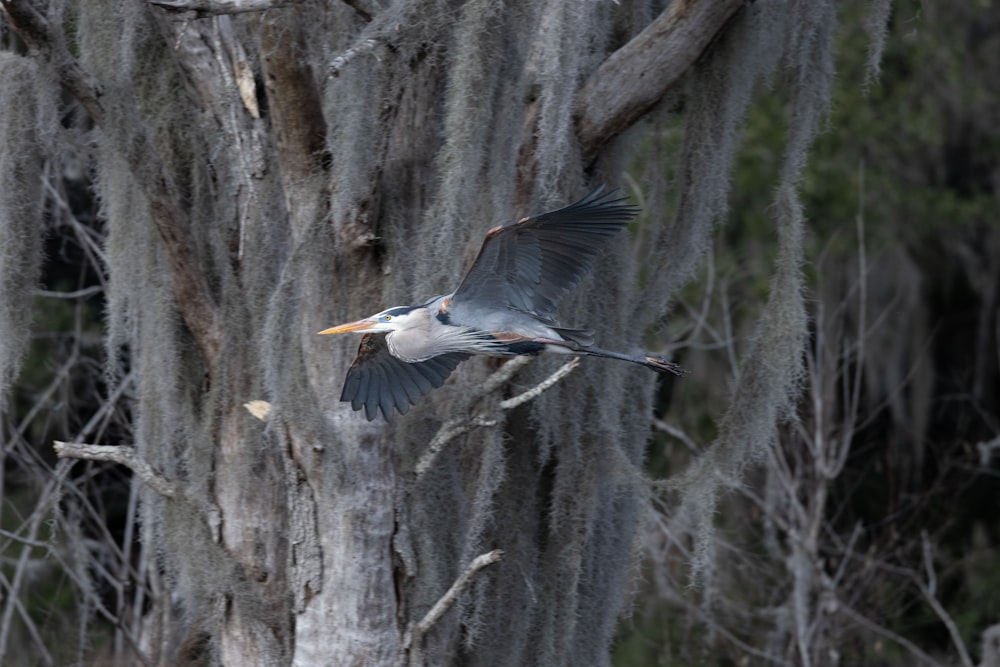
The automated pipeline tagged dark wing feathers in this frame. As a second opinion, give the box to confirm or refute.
[451,187,638,319]
[337,188,633,421]
[341,333,468,421]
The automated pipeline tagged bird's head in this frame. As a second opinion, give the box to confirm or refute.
[318,306,420,336]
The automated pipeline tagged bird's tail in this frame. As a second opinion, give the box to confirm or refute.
[567,343,687,376]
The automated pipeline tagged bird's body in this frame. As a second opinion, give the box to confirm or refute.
[320,188,684,421]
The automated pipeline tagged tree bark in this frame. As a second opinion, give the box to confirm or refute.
[576,0,745,160]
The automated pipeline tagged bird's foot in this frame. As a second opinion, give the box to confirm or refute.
[645,355,688,376]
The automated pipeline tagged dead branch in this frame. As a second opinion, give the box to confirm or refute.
[416,357,578,477]
[328,37,381,77]
[836,601,942,667]
[404,550,504,665]
[148,0,302,15]
[918,531,974,667]
[53,442,179,499]
[498,357,579,410]
[416,417,499,477]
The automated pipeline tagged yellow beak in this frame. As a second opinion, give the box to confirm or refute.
[317,320,372,335]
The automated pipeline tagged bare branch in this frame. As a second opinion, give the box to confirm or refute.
[416,550,504,635]
[328,38,381,77]
[404,550,505,663]
[653,417,701,453]
[836,601,943,667]
[53,442,179,499]
[416,417,498,477]
[416,356,578,477]
[498,358,579,410]
[917,532,974,667]
[148,0,302,15]
[34,286,105,299]
[575,0,744,159]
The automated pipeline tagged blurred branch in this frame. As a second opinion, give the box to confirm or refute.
[35,286,104,299]
[917,531,974,667]
[836,601,942,667]
[53,442,178,498]
[977,434,1000,467]
[653,417,701,453]
[0,570,53,665]
[148,0,302,15]
[328,38,381,76]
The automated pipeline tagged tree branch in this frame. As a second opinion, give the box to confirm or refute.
[416,357,578,477]
[53,442,179,499]
[575,0,745,160]
[497,357,579,410]
[917,531,974,667]
[148,0,302,15]
[0,0,106,122]
[404,550,505,664]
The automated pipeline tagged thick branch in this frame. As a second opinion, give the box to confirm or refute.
[0,0,106,122]
[575,0,744,159]
[3,0,223,366]
[53,442,179,498]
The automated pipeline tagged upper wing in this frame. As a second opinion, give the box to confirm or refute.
[341,333,469,421]
[449,188,638,320]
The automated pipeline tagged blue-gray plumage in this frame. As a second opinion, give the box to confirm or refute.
[320,187,685,421]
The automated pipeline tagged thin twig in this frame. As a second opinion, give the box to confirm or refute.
[837,601,943,666]
[53,442,178,498]
[34,286,105,299]
[653,417,700,453]
[917,532,974,667]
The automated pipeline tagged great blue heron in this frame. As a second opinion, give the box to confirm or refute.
[319,188,685,421]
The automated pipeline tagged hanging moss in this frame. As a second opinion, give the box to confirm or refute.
[0,54,52,401]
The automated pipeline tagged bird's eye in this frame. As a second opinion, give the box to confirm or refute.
[382,315,392,321]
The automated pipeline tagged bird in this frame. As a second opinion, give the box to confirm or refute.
[319,187,685,421]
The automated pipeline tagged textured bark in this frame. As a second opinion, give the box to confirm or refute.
[576,0,745,160]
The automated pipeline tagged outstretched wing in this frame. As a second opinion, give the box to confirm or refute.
[449,188,638,320]
[341,333,469,421]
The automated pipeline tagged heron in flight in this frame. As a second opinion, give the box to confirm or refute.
[319,188,685,421]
